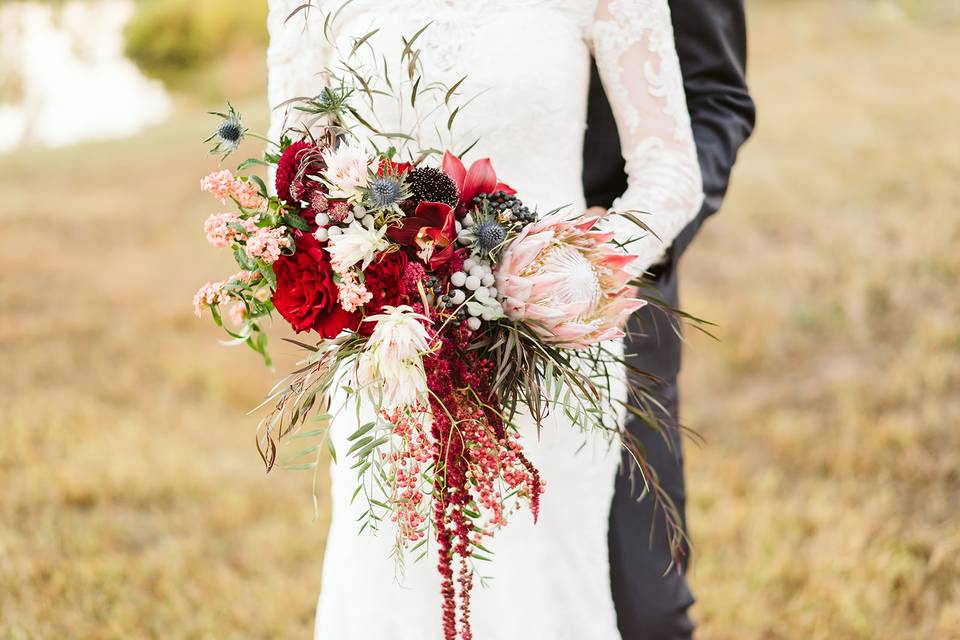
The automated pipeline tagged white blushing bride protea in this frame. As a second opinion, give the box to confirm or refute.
[355,305,432,411]
[321,140,377,200]
[494,213,646,348]
[325,220,389,274]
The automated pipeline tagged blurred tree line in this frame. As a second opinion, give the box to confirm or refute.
[124,0,268,84]
[16,0,953,87]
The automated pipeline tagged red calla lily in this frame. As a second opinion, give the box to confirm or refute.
[387,201,458,269]
[442,151,515,215]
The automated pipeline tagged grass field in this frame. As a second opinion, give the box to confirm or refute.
[2,2,959,638]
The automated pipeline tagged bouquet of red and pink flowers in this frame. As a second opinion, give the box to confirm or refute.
[194,47,685,640]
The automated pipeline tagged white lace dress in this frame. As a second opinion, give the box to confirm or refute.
[266,1,703,638]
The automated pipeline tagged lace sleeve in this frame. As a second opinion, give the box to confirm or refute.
[587,0,704,275]
[267,0,332,144]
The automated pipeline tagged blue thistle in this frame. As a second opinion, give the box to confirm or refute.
[217,119,243,147]
[475,218,507,254]
[458,204,520,260]
[308,83,354,121]
[370,177,402,208]
[362,167,411,212]
[205,103,247,158]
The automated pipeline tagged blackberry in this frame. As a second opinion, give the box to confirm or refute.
[471,190,536,224]
[409,167,459,207]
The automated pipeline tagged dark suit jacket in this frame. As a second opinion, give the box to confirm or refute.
[591,8,756,633]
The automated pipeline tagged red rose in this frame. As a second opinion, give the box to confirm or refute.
[272,231,358,337]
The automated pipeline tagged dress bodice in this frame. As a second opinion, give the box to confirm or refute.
[267,0,704,272]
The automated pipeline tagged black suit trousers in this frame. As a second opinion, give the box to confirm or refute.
[609,269,695,640]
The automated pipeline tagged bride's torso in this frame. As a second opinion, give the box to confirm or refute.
[314,0,598,212]
[269,4,628,638]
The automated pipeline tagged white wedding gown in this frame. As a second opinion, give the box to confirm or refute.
[266,1,703,638]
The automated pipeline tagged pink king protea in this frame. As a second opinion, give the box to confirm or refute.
[495,213,647,348]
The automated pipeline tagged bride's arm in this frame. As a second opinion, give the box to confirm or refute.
[267,0,332,144]
[588,0,705,276]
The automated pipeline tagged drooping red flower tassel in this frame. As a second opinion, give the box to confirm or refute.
[423,328,544,639]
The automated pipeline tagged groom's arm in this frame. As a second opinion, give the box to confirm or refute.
[668,0,756,261]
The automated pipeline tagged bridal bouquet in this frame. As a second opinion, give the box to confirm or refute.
[193,23,683,640]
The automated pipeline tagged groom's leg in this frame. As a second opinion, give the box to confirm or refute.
[610,272,695,640]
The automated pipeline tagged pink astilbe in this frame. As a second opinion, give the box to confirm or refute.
[245,228,290,265]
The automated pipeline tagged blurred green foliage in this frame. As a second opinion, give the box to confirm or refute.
[124,0,268,83]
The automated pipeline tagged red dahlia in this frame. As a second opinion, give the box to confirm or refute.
[275,141,324,205]
[364,250,409,315]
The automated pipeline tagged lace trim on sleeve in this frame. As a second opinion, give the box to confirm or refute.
[588,0,704,275]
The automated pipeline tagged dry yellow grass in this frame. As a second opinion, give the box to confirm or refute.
[1,2,958,638]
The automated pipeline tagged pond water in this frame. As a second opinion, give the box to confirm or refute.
[0,0,171,154]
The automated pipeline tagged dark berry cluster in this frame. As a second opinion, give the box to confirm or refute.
[409,167,459,207]
[424,274,444,295]
[471,191,536,224]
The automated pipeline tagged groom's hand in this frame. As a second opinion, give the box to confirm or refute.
[586,206,607,217]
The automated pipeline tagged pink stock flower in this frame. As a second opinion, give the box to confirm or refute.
[193,281,225,317]
[203,212,237,248]
[201,170,265,210]
[227,270,259,284]
[204,213,260,248]
[494,213,646,348]
[232,179,265,209]
[227,304,247,327]
[200,170,235,201]
[245,227,291,265]
[336,271,373,312]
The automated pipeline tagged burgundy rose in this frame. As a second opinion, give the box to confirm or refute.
[387,201,458,270]
[272,231,357,337]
